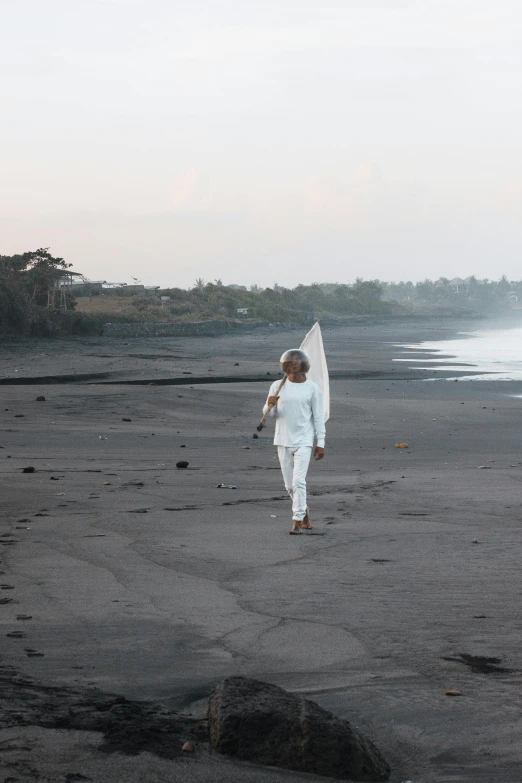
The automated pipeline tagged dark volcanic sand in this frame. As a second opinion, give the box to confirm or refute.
[1,320,522,783]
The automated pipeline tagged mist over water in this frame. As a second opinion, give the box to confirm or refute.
[394,325,522,381]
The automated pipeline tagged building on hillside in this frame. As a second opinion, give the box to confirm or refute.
[449,277,466,293]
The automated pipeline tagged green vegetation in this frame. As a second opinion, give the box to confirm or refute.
[381,275,519,313]
[0,248,101,337]
[124,279,399,325]
[2,247,522,338]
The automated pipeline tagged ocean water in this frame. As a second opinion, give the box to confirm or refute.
[393,326,522,381]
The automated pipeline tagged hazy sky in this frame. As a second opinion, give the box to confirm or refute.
[2,0,521,288]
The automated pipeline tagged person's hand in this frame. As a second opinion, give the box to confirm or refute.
[267,396,280,407]
[314,446,325,461]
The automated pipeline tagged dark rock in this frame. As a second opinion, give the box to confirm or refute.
[176,461,189,469]
[252,433,259,439]
[208,677,389,782]
[122,417,132,422]
[36,396,46,401]
[22,467,35,473]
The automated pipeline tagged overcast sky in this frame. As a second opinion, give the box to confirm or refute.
[1,0,521,288]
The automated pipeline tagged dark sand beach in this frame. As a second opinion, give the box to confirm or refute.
[1,320,522,782]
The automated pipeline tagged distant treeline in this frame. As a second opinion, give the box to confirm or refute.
[380,275,519,312]
[147,279,398,325]
[147,275,519,323]
[1,247,521,337]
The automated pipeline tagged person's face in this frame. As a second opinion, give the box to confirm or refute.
[284,358,303,374]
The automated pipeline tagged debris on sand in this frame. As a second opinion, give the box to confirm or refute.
[36,396,46,401]
[217,483,236,489]
[176,461,189,469]
[442,653,512,674]
[22,466,35,473]
[182,741,195,752]
[445,690,462,696]
[122,417,132,422]
[0,667,207,760]
[252,433,259,439]
[395,443,408,449]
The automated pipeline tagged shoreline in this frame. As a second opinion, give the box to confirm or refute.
[1,319,522,782]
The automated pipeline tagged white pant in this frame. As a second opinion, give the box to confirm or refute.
[277,446,313,521]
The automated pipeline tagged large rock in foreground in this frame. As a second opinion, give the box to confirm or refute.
[208,677,390,781]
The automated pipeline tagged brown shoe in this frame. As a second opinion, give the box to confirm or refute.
[300,507,312,530]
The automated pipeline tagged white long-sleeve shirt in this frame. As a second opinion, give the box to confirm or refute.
[263,378,326,448]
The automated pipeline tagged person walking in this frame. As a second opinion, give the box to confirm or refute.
[263,348,326,534]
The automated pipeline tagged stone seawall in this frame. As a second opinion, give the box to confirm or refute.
[103,320,268,338]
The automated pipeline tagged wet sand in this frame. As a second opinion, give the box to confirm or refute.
[1,320,522,783]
